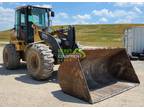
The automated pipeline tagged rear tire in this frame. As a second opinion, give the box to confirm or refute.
[3,44,20,69]
[26,44,54,80]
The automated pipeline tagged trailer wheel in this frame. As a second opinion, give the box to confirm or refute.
[130,56,139,60]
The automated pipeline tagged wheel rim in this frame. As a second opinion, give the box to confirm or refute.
[30,52,40,71]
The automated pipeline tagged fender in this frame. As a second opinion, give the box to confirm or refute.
[39,32,65,62]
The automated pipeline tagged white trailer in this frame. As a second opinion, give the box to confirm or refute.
[124,26,144,59]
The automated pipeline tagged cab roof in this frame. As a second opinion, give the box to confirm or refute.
[16,5,52,10]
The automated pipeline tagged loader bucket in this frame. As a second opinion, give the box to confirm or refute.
[58,48,140,104]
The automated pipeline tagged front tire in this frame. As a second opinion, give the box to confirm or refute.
[26,44,54,80]
[3,44,20,69]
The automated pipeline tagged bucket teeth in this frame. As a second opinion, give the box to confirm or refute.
[58,48,140,104]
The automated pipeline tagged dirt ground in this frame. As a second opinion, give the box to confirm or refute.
[0,46,144,107]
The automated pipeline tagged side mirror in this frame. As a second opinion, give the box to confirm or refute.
[51,11,55,17]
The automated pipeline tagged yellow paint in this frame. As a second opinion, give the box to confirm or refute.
[9,24,45,52]
[11,40,26,51]
[10,30,26,51]
[33,25,42,42]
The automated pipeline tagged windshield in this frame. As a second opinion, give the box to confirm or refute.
[28,8,48,28]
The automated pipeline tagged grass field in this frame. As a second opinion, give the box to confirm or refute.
[0,24,144,47]
[0,30,11,41]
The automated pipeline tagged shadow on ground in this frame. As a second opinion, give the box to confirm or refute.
[0,63,27,75]
[15,71,58,85]
[52,90,88,104]
[0,63,58,85]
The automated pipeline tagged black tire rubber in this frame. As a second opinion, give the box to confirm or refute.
[3,44,20,69]
[26,43,54,80]
[139,57,144,60]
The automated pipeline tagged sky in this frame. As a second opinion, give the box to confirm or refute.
[0,2,144,31]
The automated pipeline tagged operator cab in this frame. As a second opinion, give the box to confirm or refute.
[15,5,54,43]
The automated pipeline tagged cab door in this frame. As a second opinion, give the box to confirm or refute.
[15,9,27,42]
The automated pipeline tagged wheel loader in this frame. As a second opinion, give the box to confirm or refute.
[3,5,140,104]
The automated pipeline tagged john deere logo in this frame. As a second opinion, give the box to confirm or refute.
[72,48,86,58]
[58,48,86,60]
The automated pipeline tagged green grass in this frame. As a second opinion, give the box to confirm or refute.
[1,24,144,47]
[0,30,11,41]
[53,24,144,47]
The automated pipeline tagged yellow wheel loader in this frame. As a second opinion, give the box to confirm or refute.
[3,5,140,104]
